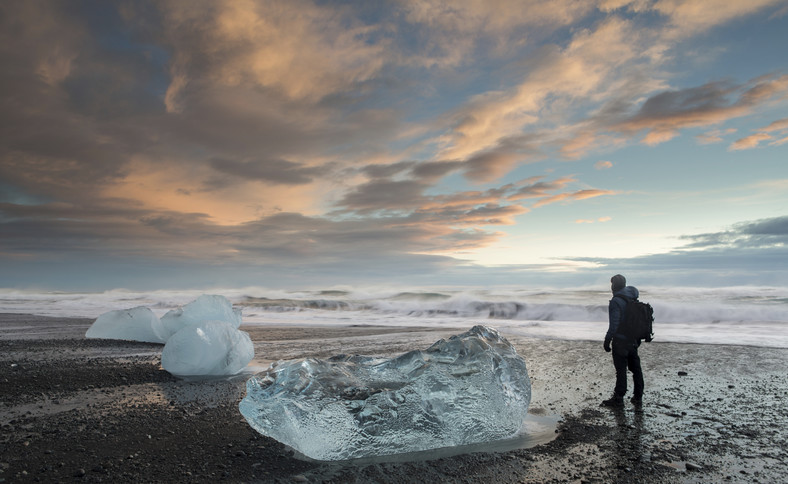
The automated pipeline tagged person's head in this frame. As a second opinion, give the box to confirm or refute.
[611,274,626,293]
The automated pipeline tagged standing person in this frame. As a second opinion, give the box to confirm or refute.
[601,274,644,407]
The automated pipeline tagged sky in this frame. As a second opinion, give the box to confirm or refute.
[1,0,788,292]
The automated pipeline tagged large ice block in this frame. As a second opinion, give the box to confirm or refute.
[85,306,167,344]
[161,320,254,377]
[160,294,242,339]
[239,325,531,461]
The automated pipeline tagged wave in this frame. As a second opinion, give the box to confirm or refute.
[2,286,788,325]
[2,286,787,347]
[239,297,369,312]
[237,291,788,324]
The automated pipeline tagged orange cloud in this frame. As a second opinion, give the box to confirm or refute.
[729,133,773,151]
[696,128,737,144]
[769,135,788,146]
[162,0,387,105]
[507,176,576,201]
[642,129,679,145]
[104,156,325,225]
[534,189,615,207]
[574,216,611,223]
[760,118,788,132]
[655,0,784,38]
[440,16,641,164]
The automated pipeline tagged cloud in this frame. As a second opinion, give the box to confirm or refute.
[575,216,611,224]
[533,189,616,208]
[2,1,787,290]
[439,16,644,166]
[695,128,737,144]
[429,3,788,167]
[679,215,788,249]
[398,0,595,67]
[0,1,410,225]
[722,116,788,150]
[463,151,524,183]
[729,133,773,151]
[332,173,546,229]
[642,129,679,145]
[770,135,788,146]
[563,215,788,286]
[159,0,387,104]
[208,157,326,185]
[595,160,613,169]
[610,75,788,145]
[759,118,788,132]
[410,161,464,181]
[362,162,418,180]
[507,176,575,201]
[335,179,429,214]
[763,121,788,145]
[1,168,613,272]
[653,0,786,38]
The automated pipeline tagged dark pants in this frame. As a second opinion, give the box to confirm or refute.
[612,340,644,398]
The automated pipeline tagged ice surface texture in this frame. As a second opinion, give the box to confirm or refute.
[86,294,241,343]
[160,294,242,339]
[85,306,168,344]
[239,325,531,461]
[161,320,254,377]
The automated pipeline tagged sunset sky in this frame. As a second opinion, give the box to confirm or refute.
[2,0,787,291]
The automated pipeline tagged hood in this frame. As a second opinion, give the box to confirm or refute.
[614,285,639,299]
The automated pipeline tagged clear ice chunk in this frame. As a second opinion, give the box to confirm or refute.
[85,306,167,344]
[239,325,531,461]
[160,294,242,339]
[161,320,254,377]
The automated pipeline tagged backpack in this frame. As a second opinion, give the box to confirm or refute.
[615,295,654,342]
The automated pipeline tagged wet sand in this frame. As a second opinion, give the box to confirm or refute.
[1,313,787,483]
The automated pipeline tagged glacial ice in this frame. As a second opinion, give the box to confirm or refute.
[86,295,254,377]
[239,325,531,461]
[160,294,242,340]
[161,320,254,377]
[85,306,167,344]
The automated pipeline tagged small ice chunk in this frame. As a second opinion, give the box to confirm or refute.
[239,325,531,461]
[86,306,167,344]
[160,294,242,339]
[161,320,254,377]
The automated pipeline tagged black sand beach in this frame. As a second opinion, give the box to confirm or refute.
[1,314,787,483]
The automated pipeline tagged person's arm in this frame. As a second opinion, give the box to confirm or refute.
[604,297,622,351]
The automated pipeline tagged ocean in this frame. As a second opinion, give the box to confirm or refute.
[1,286,787,348]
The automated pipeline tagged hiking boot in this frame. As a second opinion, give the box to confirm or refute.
[600,396,624,407]
[630,396,643,405]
